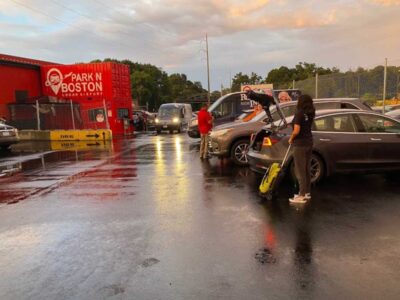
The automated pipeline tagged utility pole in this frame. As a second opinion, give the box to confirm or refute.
[396,68,400,99]
[315,72,319,99]
[206,33,211,105]
[292,79,295,89]
[229,71,232,93]
[383,58,387,114]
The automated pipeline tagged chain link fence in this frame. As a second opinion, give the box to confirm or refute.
[293,63,400,106]
[1,99,109,131]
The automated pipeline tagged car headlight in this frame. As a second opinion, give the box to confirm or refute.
[211,128,231,137]
[173,117,179,123]
[155,118,159,123]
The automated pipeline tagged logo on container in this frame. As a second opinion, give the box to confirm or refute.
[44,68,103,97]
[45,68,72,95]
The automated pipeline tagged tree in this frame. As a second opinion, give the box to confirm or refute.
[231,72,263,92]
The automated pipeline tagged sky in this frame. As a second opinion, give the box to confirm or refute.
[1,0,400,90]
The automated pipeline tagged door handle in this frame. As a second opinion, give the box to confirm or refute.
[319,138,331,142]
[370,138,382,141]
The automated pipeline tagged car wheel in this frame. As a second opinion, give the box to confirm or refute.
[310,153,325,184]
[290,153,325,184]
[230,139,250,166]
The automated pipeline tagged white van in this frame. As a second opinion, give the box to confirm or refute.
[155,103,192,133]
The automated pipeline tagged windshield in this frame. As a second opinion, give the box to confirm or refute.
[158,106,181,118]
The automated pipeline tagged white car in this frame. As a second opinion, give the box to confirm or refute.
[0,122,19,150]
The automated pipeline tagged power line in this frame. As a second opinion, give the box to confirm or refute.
[7,0,153,56]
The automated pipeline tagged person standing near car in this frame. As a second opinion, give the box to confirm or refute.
[288,94,315,204]
[198,103,213,159]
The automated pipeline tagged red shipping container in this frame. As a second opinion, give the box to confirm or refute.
[41,62,131,101]
[40,63,133,135]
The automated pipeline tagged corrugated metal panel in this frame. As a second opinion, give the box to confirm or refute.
[0,53,56,66]
[40,63,131,102]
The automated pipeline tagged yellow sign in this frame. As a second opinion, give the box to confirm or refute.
[50,130,112,141]
[50,140,112,151]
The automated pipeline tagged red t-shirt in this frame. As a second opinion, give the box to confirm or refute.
[198,108,212,134]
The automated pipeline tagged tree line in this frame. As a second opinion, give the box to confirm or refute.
[92,59,399,110]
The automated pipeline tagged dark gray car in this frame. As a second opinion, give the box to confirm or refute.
[248,109,400,183]
[209,98,373,166]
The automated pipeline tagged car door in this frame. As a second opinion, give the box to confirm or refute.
[312,113,370,173]
[353,113,400,170]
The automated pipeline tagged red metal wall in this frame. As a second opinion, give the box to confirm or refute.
[0,65,42,119]
[41,63,131,101]
[41,62,133,135]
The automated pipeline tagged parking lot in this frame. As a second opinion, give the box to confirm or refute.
[1,133,400,299]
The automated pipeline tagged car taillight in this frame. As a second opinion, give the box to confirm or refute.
[262,137,279,147]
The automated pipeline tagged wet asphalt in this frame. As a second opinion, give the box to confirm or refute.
[1,133,400,300]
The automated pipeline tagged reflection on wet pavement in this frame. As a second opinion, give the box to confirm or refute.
[1,134,400,299]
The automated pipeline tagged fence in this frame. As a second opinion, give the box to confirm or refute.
[288,60,400,106]
[1,99,110,131]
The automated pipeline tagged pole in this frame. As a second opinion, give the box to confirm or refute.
[357,73,360,98]
[36,100,40,130]
[315,72,319,99]
[220,83,223,97]
[383,58,387,114]
[206,33,211,105]
[292,79,295,89]
[70,100,76,130]
[396,69,399,99]
[103,99,110,130]
[229,71,232,93]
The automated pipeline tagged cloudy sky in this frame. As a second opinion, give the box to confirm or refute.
[1,0,400,90]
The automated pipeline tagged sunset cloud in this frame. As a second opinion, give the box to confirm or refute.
[0,0,399,89]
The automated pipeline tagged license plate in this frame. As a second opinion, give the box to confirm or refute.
[2,132,10,136]
[163,125,168,128]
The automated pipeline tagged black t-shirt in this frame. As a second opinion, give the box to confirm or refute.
[292,109,314,146]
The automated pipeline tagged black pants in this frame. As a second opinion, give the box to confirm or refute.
[293,145,312,196]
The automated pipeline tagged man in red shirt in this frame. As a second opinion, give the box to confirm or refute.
[197,103,213,159]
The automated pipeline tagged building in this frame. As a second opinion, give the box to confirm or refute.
[0,54,133,135]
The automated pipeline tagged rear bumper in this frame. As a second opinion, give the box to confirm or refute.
[0,136,19,147]
[247,151,277,174]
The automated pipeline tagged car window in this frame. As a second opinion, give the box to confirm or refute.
[313,114,356,132]
[214,100,234,118]
[314,102,340,110]
[357,114,400,133]
[269,105,296,121]
[340,103,358,109]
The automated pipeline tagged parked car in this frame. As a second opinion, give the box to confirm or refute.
[0,122,19,150]
[209,98,373,166]
[155,103,192,134]
[247,109,400,183]
[188,92,258,138]
[386,109,400,120]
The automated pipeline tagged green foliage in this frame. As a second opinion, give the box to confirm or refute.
[231,72,263,92]
[266,62,339,89]
[91,58,206,111]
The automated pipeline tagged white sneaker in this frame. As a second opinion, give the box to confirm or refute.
[289,195,307,204]
[293,193,311,200]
